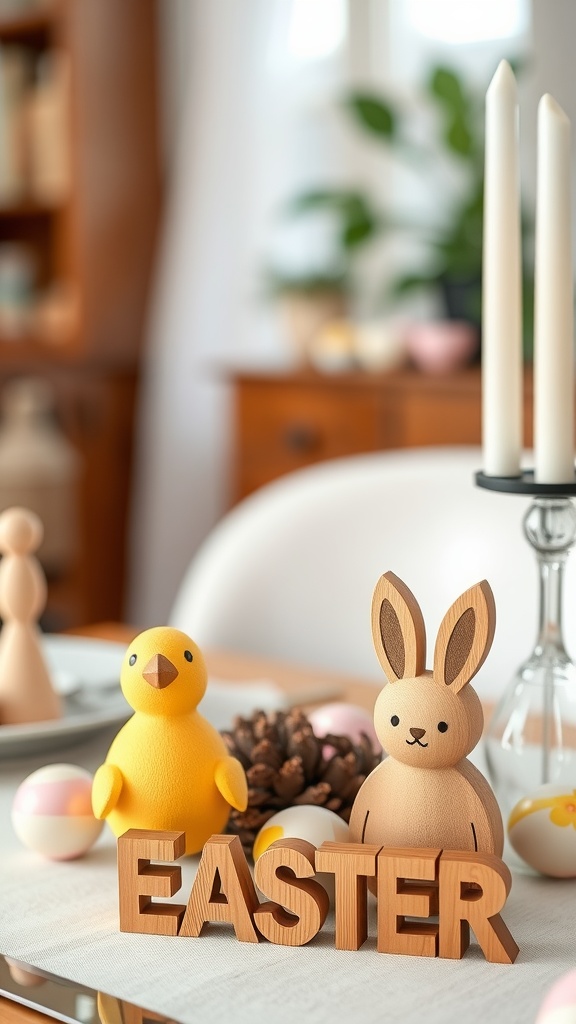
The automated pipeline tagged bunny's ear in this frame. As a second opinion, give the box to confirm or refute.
[371,572,426,682]
[433,580,495,692]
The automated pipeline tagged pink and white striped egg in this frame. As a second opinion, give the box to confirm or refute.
[12,763,103,860]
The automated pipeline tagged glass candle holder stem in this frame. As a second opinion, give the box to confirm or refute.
[485,494,576,815]
[524,498,576,782]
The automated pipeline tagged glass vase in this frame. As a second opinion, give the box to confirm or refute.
[485,496,576,817]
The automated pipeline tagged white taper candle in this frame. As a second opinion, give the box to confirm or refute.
[534,94,575,483]
[482,60,523,477]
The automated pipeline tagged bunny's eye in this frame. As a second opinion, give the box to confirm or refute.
[438,721,448,733]
[390,715,400,727]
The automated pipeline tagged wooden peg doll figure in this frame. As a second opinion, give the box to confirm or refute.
[0,507,61,724]
[349,572,503,856]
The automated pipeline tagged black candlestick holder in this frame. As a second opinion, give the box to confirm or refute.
[476,468,576,817]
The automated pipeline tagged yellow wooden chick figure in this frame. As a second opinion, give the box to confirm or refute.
[91,626,248,855]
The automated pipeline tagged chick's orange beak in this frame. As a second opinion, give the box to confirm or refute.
[142,653,178,689]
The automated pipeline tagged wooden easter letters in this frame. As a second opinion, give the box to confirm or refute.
[179,833,260,943]
[118,829,186,936]
[117,831,518,964]
[254,838,329,946]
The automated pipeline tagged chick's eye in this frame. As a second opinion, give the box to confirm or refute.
[438,721,448,733]
[390,715,400,727]
[184,650,193,662]
[129,654,137,666]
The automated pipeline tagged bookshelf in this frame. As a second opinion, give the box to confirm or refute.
[0,0,161,628]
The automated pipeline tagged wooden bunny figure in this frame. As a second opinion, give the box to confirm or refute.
[349,571,503,856]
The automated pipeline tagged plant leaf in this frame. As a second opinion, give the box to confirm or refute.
[445,116,473,156]
[284,188,380,253]
[340,194,379,249]
[262,268,350,297]
[342,213,376,248]
[428,66,467,112]
[389,271,441,297]
[287,189,359,214]
[345,92,397,140]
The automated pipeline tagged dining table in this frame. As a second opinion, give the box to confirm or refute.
[1,624,575,1024]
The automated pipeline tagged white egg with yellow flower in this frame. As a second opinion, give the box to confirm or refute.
[508,784,576,877]
[253,805,349,863]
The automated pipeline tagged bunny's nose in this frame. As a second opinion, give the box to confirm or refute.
[409,727,426,740]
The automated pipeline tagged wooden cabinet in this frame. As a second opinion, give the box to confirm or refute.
[0,996,54,1023]
[0,1,160,627]
[231,367,535,501]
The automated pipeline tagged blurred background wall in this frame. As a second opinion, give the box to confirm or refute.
[0,0,575,630]
[130,0,559,626]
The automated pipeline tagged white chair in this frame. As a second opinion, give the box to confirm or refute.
[170,447,565,702]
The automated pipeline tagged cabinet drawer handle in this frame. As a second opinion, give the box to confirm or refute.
[283,423,321,453]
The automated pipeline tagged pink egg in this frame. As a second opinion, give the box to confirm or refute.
[308,702,382,757]
[537,970,576,1024]
[12,763,103,860]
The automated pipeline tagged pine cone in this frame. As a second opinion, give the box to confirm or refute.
[221,708,380,856]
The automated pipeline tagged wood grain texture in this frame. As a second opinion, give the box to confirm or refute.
[350,759,502,855]
[230,367,541,503]
[350,576,503,859]
[434,580,496,692]
[372,572,426,682]
[438,850,519,964]
[377,848,442,957]
[0,508,61,724]
[98,992,172,1024]
[315,841,381,950]
[117,829,186,936]
[0,998,58,1024]
[179,834,260,943]
[0,0,161,628]
[253,839,329,946]
[63,0,161,362]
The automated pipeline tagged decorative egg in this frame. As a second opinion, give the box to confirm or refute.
[508,784,576,877]
[253,805,349,863]
[12,763,103,860]
[308,702,382,758]
[536,969,576,1024]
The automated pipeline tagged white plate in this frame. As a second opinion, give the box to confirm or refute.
[0,635,295,760]
[0,634,129,758]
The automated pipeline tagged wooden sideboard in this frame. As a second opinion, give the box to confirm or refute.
[230,366,535,501]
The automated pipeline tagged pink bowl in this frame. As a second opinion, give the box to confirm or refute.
[406,320,478,375]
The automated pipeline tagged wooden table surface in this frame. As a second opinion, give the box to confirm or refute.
[0,1002,58,1024]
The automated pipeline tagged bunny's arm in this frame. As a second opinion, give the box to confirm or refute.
[349,761,390,846]
[459,760,504,856]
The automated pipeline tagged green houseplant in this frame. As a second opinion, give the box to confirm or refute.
[281,62,534,356]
